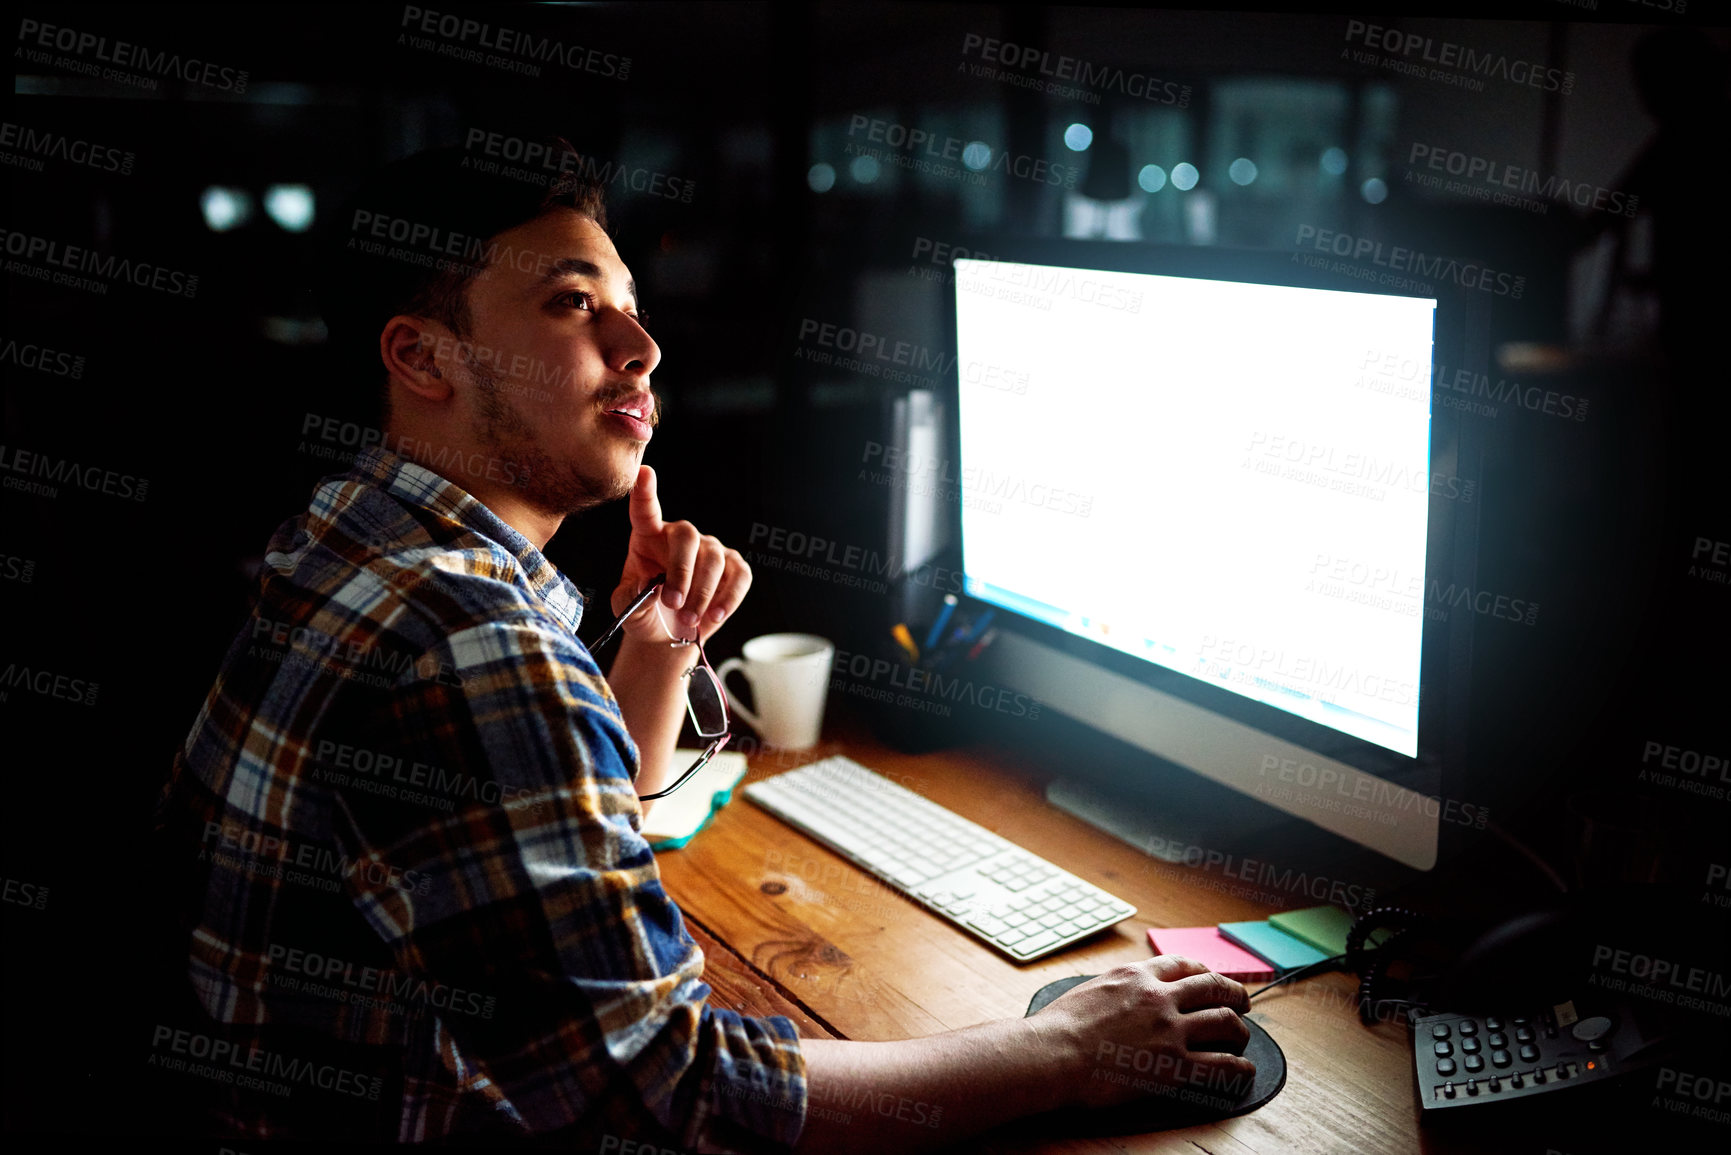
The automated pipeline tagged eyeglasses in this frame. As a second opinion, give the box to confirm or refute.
[587,574,731,801]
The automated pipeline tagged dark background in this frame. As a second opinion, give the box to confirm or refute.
[3,1,1727,1150]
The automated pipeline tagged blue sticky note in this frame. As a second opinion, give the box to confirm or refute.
[1217,920,1331,972]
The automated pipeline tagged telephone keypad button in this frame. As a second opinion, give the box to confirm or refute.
[1491,1049,1512,1068]
[1435,1058,1456,1077]
[1464,1055,1485,1073]
[1460,1037,1480,1054]
[1434,1041,1452,1058]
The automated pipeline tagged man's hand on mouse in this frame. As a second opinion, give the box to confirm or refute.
[613,465,751,646]
[1026,954,1256,1110]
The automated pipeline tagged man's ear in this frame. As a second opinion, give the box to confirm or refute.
[380,316,453,402]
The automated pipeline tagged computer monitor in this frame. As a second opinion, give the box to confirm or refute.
[944,242,1483,871]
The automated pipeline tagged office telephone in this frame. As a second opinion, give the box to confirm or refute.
[1341,895,1721,1117]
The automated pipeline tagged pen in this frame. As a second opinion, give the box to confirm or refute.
[960,608,995,644]
[923,594,958,652]
[966,627,998,662]
[891,623,921,663]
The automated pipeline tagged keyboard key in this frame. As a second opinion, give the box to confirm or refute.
[996,927,1027,946]
[1038,913,1063,929]
[968,916,1008,938]
[1051,921,1079,937]
[1013,930,1062,957]
[1005,912,1029,927]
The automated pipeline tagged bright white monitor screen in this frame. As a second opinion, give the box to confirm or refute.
[953,258,1436,758]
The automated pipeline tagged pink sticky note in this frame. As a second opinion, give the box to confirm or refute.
[1148,926,1278,982]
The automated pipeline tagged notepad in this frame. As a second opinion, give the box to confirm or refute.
[642,750,749,850]
[1217,920,1331,972]
[1147,926,1277,982]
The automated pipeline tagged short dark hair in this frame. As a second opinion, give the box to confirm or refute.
[313,137,608,417]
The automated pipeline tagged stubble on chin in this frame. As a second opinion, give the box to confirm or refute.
[469,359,633,515]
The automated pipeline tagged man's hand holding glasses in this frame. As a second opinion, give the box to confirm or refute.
[589,465,750,801]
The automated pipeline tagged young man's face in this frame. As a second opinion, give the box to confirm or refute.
[448,207,660,515]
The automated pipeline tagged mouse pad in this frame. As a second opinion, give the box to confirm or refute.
[1023,975,1287,1135]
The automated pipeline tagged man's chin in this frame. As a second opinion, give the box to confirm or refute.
[521,456,638,517]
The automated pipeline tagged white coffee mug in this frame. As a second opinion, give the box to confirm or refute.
[716,633,834,750]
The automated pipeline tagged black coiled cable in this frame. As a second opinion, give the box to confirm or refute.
[1344,905,1429,1025]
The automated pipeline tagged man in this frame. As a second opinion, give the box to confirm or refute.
[151,141,1256,1153]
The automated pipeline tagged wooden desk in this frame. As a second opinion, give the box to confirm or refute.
[658,725,1455,1154]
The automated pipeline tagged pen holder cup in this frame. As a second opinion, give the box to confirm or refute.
[844,638,961,754]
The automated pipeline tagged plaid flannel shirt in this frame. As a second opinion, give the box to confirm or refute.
[151,445,807,1151]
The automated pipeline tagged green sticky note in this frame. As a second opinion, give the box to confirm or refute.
[1269,905,1390,955]
[1268,906,1356,955]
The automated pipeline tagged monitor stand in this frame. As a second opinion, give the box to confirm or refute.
[1046,774,1288,865]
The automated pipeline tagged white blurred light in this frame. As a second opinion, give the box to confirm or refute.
[1228,158,1258,186]
[962,141,993,171]
[1171,163,1199,191]
[807,163,836,193]
[1361,177,1389,204]
[1064,123,1094,152]
[849,154,880,184]
[200,186,252,232]
[1137,164,1167,192]
[263,184,315,232]
[1321,147,1349,176]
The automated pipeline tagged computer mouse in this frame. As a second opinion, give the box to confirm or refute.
[1023,974,1288,1135]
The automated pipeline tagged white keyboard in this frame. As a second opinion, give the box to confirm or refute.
[745,755,1136,961]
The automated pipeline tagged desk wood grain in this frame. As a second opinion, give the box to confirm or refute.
[657,730,1472,1154]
